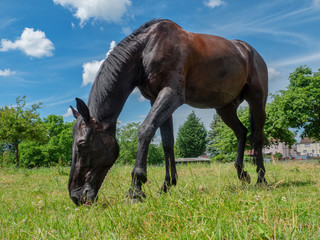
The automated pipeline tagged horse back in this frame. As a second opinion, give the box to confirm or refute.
[140,20,267,108]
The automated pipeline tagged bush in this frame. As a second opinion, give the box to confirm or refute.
[117,122,165,165]
[18,116,73,168]
[20,141,48,168]
[273,152,283,159]
[212,153,237,163]
[0,150,16,167]
[147,143,164,165]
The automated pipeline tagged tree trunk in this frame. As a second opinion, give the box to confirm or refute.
[14,143,20,167]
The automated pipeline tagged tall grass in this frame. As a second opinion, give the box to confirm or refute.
[0,161,320,239]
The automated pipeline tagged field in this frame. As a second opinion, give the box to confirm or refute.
[1,161,320,239]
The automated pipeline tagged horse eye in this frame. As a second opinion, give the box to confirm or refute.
[77,139,87,150]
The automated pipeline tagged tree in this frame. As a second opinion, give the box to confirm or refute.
[19,115,74,167]
[147,143,164,165]
[175,111,207,158]
[207,108,250,161]
[116,121,164,165]
[0,96,46,166]
[264,102,296,147]
[207,114,225,158]
[207,104,296,162]
[117,122,140,165]
[267,66,320,141]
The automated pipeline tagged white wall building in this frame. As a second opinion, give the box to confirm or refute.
[264,142,296,159]
[296,138,320,158]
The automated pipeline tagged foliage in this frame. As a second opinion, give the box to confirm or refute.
[208,108,250,162]
[116,122,164,165]
[175,111,207,158]
[206,114,221,157]
[267,66,320,141]
[0,142,15,166]
[264,102,296,147]
[19,115,73,168]
[0,96,46,166]
[273,152,283,159]
[117,122,140,165]
[1,162,320,239]
[208,100,298,162]
[147,143,165,165]
[1,107,164,168]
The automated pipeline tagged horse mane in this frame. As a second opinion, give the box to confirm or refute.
[88,19,166,118]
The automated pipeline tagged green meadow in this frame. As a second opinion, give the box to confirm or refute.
[1,161,320,239]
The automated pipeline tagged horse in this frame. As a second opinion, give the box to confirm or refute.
[68,19,268,205]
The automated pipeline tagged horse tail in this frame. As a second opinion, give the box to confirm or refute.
[249,110,256,164]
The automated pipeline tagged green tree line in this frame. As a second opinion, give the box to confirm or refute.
[0,97,164,167]
[1,66,319,166]
[177,66,320,162]
[207,66,320,161]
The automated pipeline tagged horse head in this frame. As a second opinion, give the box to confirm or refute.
[68,98,119,205]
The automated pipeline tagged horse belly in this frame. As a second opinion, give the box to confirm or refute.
[185,35,248,108]
[185,88,241,109]
[185,59,247,108]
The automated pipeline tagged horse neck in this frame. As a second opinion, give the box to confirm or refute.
[88,54,141,128]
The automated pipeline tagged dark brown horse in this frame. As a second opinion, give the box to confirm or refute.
[69,19,268,205]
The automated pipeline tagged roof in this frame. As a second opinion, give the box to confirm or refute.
[299,137,314,144]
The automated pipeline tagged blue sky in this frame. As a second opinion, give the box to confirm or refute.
[1,0,320,137]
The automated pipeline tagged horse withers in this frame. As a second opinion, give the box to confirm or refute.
[68,19,268,205]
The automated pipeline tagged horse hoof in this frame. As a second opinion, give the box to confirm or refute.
[256,180,268,188]
[240,171,251,184]
[158,183,170,195]
[244,172,251,184]
[126,197,144,204]
[127,188,146,202]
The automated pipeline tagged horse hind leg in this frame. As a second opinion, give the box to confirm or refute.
[245,82,268,185]
[245,48,268,186]
[159,115,177,194]
[216,102,251,184]
[248,103,268,186]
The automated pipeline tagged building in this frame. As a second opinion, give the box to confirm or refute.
[296,138,320,158]
[264,142,296,159]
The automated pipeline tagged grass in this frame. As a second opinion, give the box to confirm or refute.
[0,161,320,239]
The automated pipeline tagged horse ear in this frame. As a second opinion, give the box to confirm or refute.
[70,106,80,119]
[75,98,90,124]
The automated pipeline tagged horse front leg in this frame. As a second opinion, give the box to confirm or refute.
[159,115,177,194]
[128,87,183,201]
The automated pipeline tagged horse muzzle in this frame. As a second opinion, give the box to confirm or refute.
[70,187,97,206]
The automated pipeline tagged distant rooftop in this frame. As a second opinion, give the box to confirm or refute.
[299,137,315,144]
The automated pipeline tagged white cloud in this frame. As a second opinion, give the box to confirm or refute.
[132,87,147,102]
[0,28,54,58]
[314,0,320,7]
[271,52,320,68]
[122,26,132,35]
[0,69,15,77]
[268,67,281,82]
[82,59,105,86]
[82,41,116,86]
[63,107,73,117]
[53,0,131,26]
[204,0,225,8]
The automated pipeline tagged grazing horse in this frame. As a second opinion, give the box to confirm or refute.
[68,19,268,205]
